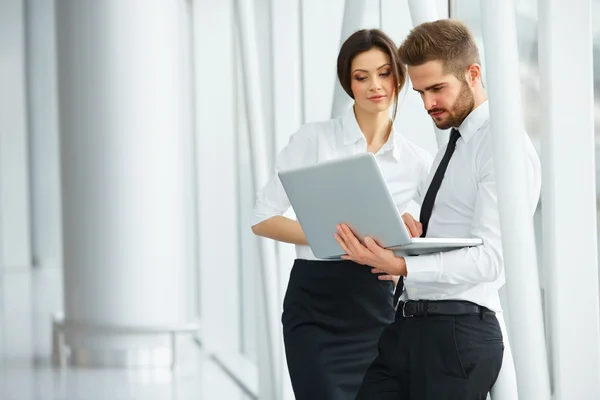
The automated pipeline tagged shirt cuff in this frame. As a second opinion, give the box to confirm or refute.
[404,253,442,283]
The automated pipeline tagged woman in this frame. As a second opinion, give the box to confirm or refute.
[251,29,432,399]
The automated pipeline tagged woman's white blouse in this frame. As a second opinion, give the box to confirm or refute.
[251,111,433,260]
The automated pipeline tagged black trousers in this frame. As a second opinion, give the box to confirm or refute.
[282,259,395,400]
[356,307,504,400]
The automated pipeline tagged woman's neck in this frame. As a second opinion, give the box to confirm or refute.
[353,105,392,147]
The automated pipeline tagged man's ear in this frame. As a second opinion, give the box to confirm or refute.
[466,64,481,86]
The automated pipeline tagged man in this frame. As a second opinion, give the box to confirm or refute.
[334,19,540,399]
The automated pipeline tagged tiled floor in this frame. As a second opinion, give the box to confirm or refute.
[0,268,249,400]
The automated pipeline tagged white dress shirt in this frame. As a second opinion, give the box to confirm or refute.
[252,111,433,260]
[403,101,541,311]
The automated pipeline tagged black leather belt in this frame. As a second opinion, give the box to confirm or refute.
[398,300,495,318]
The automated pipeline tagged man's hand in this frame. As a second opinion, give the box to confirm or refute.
[334,224,407,276]
[402,213,423,238]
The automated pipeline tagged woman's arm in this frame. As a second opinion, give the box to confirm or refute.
[250,125,317,245]
[252,216,308,245]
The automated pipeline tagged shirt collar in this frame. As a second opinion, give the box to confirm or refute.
[456,100,489,143]
[342,110,364,145]
[387,130,403,162]
[341,109,402,161]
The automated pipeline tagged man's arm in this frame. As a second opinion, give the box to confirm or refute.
[404,132,542,285]
[335,134,541,284]
[404,158,503,284]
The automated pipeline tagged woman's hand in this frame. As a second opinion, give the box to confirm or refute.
[371,271,400,285]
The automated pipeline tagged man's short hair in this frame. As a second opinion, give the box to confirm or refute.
[398,19,480,80]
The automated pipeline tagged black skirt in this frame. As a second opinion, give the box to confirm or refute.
[282,259,395,400]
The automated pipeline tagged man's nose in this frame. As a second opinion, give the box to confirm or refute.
[423,93,436,110]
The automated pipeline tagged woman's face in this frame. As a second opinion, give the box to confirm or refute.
[349,48,396,115]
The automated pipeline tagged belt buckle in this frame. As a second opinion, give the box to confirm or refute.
[402,301,413,318]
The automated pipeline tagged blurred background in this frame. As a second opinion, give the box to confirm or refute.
[1,0,599,399]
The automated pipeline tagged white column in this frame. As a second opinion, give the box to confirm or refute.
[378,0,438,156]
[538,0,600,398]
[270,1,303,398]
[191,0,241,355]
[408,0,438,25]
[234,0,280,398]
[270,0,303,292]
[447,0,456,18]
[331,0,368,118]
[0,0,32,273]
[407,0,449,150]
[480,2,551,399]
[302,0,345,123]
[55,0,195,366]
[24,0,63,270]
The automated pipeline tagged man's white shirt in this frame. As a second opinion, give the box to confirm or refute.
[403,101,542,311]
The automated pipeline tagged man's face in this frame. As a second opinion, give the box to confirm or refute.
[408,60,475,130]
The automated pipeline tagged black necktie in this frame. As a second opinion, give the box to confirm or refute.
[393,128,461,308]
[419,128,461,237]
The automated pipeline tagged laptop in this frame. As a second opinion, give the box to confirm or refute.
[278,153,482,259]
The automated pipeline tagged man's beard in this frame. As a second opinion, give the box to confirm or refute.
[430,81,475,130]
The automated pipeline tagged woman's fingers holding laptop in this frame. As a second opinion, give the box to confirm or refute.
[401,213,422,237]
[371,268,399,284]
[376,273,399,285]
